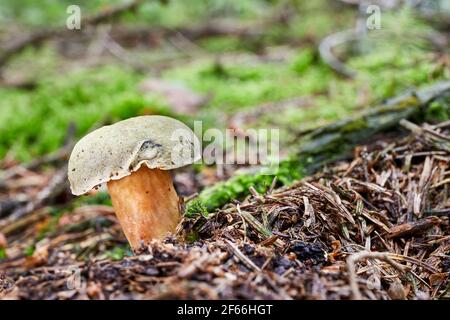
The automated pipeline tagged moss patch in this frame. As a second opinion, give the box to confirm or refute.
[0,66,169,161]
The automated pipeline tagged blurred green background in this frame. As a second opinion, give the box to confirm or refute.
[0,0,448,162]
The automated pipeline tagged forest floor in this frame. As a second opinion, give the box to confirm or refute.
[0,0,449,299]
[1,120,449,299]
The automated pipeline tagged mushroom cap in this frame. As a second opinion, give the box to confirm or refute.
[68,115,201,195]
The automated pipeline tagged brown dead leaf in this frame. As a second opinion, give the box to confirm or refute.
[327,240,341,262]
[429,273,448,286]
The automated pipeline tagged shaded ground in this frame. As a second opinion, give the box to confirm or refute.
[1,121,448,300]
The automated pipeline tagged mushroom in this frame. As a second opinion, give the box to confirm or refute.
[68,115,201,251]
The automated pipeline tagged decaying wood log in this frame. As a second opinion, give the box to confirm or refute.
[294,81,450,173]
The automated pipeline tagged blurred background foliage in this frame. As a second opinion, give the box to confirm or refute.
[0,0,449,161]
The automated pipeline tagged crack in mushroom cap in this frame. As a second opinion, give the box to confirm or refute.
[68,115,201,195]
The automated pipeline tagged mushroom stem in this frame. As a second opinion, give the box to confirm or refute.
[107,166,180,251]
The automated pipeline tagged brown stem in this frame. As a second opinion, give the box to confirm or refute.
[107,166,180,251]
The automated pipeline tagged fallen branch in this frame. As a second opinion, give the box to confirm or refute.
[0,1,296,76]
[318,29,360,78]
[0,143,73,182]
[347,251,407,300]
[387,216,441,239]
[225,240,261,272]
[400,119,450,152]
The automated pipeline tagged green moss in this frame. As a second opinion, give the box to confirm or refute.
[104,246,131,261]
[425,100,450,123]
[289,0,354,39]
[2,2,442,163]
[199,36,259,53]
[184,230,200,243]
[164,55,333,117]
[0,66,169,161]
[340,118,368,133]
[0,0,253,28]
[76,192,112,206]
[0,248,6,259]
[163,8,446,148]
[186,81,442,214]
[185,199,209,217]
[187,157,303,214]
[291,48,315,74]
[23,244,35,257]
